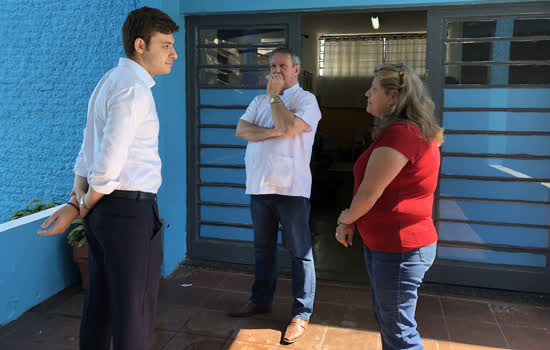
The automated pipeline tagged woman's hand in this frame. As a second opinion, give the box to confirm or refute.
[337,209,351,225]
[335,223,354,247]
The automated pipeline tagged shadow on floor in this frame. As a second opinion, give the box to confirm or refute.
[1,266,550,349]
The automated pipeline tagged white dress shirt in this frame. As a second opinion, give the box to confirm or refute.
[74,58,162,194]
[240,83,322,198]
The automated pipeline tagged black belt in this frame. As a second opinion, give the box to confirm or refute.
[108,190,157,200]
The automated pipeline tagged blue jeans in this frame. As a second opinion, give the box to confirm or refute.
[249,194,316,320]
[364,242,437,350]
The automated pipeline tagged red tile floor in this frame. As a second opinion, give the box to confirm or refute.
[1,266,549,349]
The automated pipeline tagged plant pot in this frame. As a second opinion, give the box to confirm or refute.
[72,242,89,290]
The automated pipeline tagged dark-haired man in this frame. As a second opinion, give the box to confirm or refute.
[38,7,178,350]
[230,48,321,344]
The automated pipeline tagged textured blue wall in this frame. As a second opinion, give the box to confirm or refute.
[142,0,188,277]
[0,0,138,223]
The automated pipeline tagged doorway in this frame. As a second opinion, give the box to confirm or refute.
[301,11,428,281]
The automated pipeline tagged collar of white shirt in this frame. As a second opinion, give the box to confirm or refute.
[118,57,156,89]
[282,83,300,97]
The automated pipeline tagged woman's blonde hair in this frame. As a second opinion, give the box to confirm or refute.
[371,63,443,145]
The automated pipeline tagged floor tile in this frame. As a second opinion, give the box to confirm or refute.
[491,303,550,330]
[169,269,228,289]
[233,318,284,346]
[321,326,380,350]
[224,340,279,349]
[344,284,373,305]
[162,331,229,350]
[184,309,245,339]
[451,344,509,350]
[441,297,496,324]
[273,278,293,300]
[446,318,508,349]
[315,283,351,304]
[0,313,80,349]
[218,273,254,292]
[49,293,84,318]
[151,330,176,350]
[157,280,211,307]
[310,302,378,331]
[501,325,550,350]
[423,339,453,350]
[155,303,197,331]
[201,289,251,314]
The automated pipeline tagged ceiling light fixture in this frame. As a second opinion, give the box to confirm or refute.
[371,16,380,30]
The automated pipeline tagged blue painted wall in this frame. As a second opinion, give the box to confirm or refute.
[141,0,188,276]
[0,0,138,223]
[0,209,79,325]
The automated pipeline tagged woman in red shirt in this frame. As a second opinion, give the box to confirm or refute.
[336,63,443,350]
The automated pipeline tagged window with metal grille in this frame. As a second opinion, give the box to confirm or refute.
[319,33,427,78]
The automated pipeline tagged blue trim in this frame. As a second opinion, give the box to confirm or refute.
[439,200,549,226]
[441,157,550,179]
[439,179,550,202]
[201,108,245,125]
[201,186,249,205]
[200,128,247,145]
[200,89,263,106]
[444,88,550,109]
[200,224,253,241]
[442,135,550,156]
[200,205,252,225]
[201,167,246,184]
[443,111,550,132]
[200,148,246,165]
[438,246,546,267]
[439,222,548,248]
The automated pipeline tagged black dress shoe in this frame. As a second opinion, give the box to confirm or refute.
[228,301,271,317]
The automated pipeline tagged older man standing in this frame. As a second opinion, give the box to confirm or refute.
[230,48,321,344]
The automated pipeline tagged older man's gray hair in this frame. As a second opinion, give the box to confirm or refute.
[270,48,301,67]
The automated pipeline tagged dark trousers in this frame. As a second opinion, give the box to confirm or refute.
[250,194,316,320]
[80,196,163,350]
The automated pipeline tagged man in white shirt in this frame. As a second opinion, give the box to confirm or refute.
[37,7,178,350]
[230,48,322,344]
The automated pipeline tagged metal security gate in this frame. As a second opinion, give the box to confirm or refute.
[426,3,550,293]
[186,13,300,267]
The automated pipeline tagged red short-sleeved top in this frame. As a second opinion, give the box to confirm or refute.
[353,122,440,252]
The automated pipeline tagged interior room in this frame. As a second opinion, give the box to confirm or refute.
[301,11,428,279]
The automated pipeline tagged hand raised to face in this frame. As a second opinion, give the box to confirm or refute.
[266,73,285,98]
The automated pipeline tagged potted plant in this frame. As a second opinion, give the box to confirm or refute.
[66,219,88,289]
[10,199,61,220]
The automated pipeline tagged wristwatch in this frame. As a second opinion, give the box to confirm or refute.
[80,195,90,210]
[270,95,282,104]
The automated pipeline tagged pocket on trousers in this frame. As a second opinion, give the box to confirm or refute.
[151,203,163,241]
[419,243,437,264]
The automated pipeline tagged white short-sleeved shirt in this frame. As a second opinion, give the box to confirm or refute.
[240,83,321,198]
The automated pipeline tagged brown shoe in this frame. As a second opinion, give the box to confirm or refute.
[282,317,309,344]
[228,301,271,317]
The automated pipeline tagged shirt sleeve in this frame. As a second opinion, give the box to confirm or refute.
[73,128,89,177]
[293,93,321,133]
[240,96,260,123]
[88,86,147,194]
[375,122,429,164]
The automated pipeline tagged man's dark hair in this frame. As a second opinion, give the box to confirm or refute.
[122,7,179,58]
